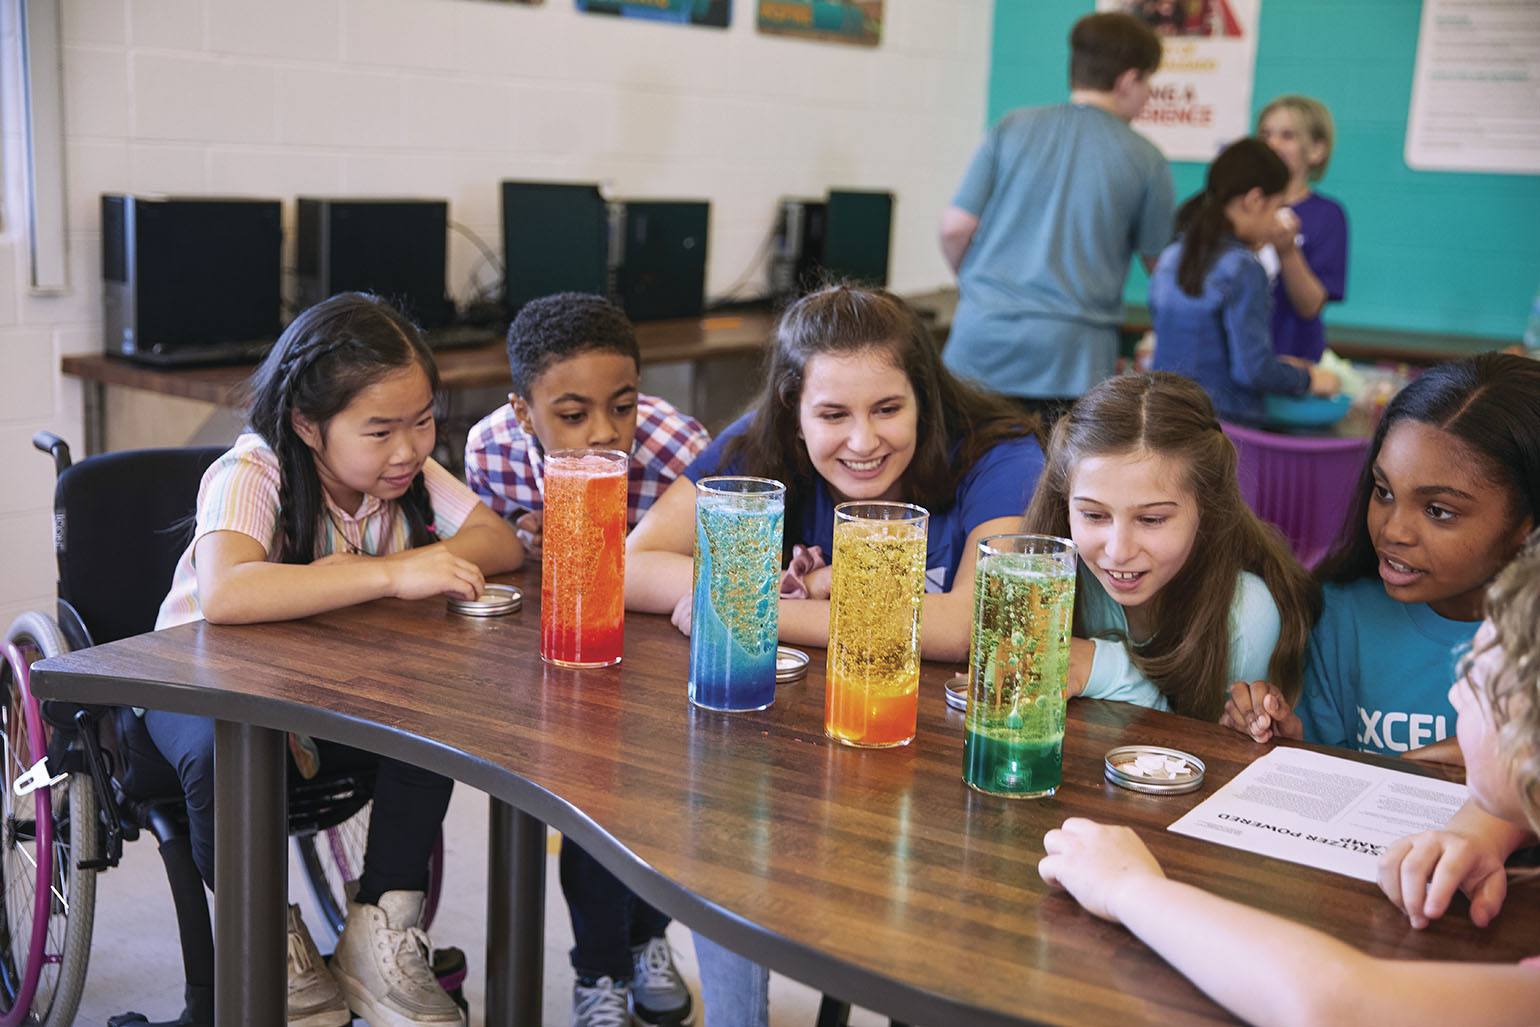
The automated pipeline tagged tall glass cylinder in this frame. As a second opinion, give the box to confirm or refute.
[963,534,1076,798]
[688,476,786,711]
[825,501,929,748]
[541,448,628,668]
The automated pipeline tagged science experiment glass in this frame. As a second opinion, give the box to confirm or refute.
[541,448,628,667]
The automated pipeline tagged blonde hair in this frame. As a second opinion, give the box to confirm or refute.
[1476,530,1540,830]
[1258,95,1336,182]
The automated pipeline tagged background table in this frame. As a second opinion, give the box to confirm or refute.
[33,570,1536,1027]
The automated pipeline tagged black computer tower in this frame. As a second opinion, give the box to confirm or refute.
[771,198,828,305]
[823,189,893,288]
[296,198,451,329]
[501,181,610,317]
[101,195,282,364]
[608,200,709,322]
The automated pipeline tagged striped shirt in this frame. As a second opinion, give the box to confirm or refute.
[463,394,709,529]
[156,433,480,629]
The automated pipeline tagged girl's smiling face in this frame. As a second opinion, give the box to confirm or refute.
[1068,450,1201,637]
[797,346,919,503]
[1368,421,1533,621]
[294,364,437,513]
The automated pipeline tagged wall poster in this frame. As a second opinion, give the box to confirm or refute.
[756,1,883,47]
[575,0,730,28]
[1099,0,1262,161]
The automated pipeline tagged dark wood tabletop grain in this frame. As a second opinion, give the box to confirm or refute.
[32,569,1535,1027]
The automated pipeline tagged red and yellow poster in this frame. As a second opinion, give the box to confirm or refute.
[757,1,883,47]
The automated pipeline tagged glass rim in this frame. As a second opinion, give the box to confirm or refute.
[545,447,629,462]
[977,532,1076,557]
[833,499,929,522]
[695,475,787,497]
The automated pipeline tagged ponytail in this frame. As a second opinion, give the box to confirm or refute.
[1174,137,1290,298]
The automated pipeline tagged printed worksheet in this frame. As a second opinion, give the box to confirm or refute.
[1168,747,1467,881]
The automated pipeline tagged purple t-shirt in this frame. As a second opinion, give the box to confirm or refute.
[1270,192,1348,361]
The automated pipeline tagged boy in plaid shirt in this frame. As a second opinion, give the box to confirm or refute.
[464,292,706,1027]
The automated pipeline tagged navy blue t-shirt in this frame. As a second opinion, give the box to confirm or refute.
[684,413,1044,593]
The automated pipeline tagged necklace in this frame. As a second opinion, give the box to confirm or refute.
[325,507,365,556]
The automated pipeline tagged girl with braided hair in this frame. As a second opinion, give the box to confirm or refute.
[150,292,521,1027]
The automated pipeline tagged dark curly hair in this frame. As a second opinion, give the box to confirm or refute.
[506,292,640,398]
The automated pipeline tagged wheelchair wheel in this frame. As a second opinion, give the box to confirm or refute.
[295,806,443,947]
[0,612,97,1027]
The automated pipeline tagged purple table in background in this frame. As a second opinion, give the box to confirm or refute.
[1223,421,1372,569]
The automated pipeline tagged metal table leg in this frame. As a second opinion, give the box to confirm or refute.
[214,720,287,1026]
[486,798,546,1027]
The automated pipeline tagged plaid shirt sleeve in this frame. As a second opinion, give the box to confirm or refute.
[628,394,711,527]
[463,405,544,520]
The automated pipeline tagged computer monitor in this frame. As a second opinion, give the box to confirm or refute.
[823,189,893,288]
[295,198,451,329]
[609,200,710,321]
[501,181,609,316]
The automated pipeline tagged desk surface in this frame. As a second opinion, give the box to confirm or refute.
[33,572,1534,1027]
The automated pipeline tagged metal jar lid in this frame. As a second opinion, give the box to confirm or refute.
[944,674,968,712]
[1104,745,1205,795]
[776,646,809,682]
[448,584,522,617]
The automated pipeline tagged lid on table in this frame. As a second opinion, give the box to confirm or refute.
[1104,745,1205,795]
[776,646,809,682]
[448,584,522,617]
[944,674,968,712]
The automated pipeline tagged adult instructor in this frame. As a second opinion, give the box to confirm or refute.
[940,11,1173,419]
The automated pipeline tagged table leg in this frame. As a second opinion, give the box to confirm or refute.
[83,380,105,456]
[214,720,287,1026]
[486,798,546,1027]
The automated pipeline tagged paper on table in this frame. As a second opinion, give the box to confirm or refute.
[1168,747,1467,881]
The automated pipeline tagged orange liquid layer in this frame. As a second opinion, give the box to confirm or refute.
[824,672,919,747]
[542,464,626,665]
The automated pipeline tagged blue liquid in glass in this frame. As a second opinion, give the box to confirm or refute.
[688,502,782,711]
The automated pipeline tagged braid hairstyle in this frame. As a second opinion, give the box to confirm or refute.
[1175,137,1289,297]
[242,292,442,564]
[1022,372,1320,720]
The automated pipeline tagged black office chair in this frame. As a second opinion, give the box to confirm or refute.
[2,434,443,1027]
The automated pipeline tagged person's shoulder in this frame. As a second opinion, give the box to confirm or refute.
[1304,191,1346,217]
[219,433,280,478]
[635,393,710,467]
[637,393,708,439]
[1318,576,1389,624]
[465,403,521,448]
[1234,569,1282,618]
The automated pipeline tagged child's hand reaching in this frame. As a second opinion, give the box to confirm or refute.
[670,592,693,637]
[1307,364,1341,396]
[1219,680,1302,743]
[1378,826,1510,930]
[1039,818,1165,923]
[514,511,543,559]
[382,546,485,602]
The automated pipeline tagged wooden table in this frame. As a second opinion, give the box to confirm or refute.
[31,570,1535,1027]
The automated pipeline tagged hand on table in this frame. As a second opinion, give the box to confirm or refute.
[1039,817,1165,923]
[514,511,543,559]
[1219,680,1302,743]
[1307,365,1341,396]
[1378,828,1510,929]
[670,592,693,637]
[382,547,485,601]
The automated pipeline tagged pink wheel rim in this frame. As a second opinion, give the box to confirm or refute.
[1,642,52,1026]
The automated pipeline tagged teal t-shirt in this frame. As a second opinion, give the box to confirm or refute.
[1297,577,1476,755]
[1077,563,1281,713]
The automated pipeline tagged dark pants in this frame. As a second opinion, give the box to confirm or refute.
[142,710,453,904]
[560,835,670,981]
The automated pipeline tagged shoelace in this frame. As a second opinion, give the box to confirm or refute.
[573,980,629,1027]
[633,938,678,990]
[379,924,440,987]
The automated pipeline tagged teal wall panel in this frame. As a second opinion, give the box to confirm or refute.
[981,0,1540,339]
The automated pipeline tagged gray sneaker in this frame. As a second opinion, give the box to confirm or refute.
[629,937,695,1026]
[572,975,630,1027]
[286,904,350,1027]
[331,890,464,1027]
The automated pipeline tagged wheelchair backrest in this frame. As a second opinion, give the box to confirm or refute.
[53,445,227,645]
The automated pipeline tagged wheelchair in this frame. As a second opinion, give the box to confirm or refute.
[1,434,445,1027]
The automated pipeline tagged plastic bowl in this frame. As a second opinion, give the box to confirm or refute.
[1264,393,1352,429]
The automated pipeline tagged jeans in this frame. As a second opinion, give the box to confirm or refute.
[560,836,671,981]
[691,932,769,1027]
[142,709,453,903]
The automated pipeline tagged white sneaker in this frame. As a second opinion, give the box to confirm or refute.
[287,904,350,1027]
[331,891,464,1026]
[571,976,630,1027]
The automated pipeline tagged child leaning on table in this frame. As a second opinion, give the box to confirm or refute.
[463,291,708,1027]
[1040,531,1540,1027]
[151,292,523,1027]
[1148,137,1340,427]
[1021,371,1319,722]
[625,283,1043,1027]
[1224,353,1540,757]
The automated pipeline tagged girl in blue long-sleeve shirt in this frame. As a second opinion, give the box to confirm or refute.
[1151,137,1338,425]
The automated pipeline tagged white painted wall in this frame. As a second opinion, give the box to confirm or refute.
[0,0,993,628]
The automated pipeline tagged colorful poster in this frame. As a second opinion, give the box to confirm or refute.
[1098,0,1262,160]
[575,0,730,28]
[757,1,883,47]
[1405,0,1540,175]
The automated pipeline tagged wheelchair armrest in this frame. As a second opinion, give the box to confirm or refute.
[32,430,71,474]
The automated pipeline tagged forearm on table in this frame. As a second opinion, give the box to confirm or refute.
[199,560,397,624]
[434,521,523,574]
[624,551,694,613]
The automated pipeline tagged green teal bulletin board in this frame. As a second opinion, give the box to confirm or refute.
[984,0,1540,339]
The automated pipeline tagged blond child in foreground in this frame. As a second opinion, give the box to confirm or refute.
[1039,533,1540,1027]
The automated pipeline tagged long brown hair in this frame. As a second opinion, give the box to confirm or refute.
[1023,372,1319,720]
[713,284,1039,560]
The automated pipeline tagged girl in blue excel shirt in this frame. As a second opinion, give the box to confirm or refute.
[1225,354,1540,756]
[1150,137,1339,426]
